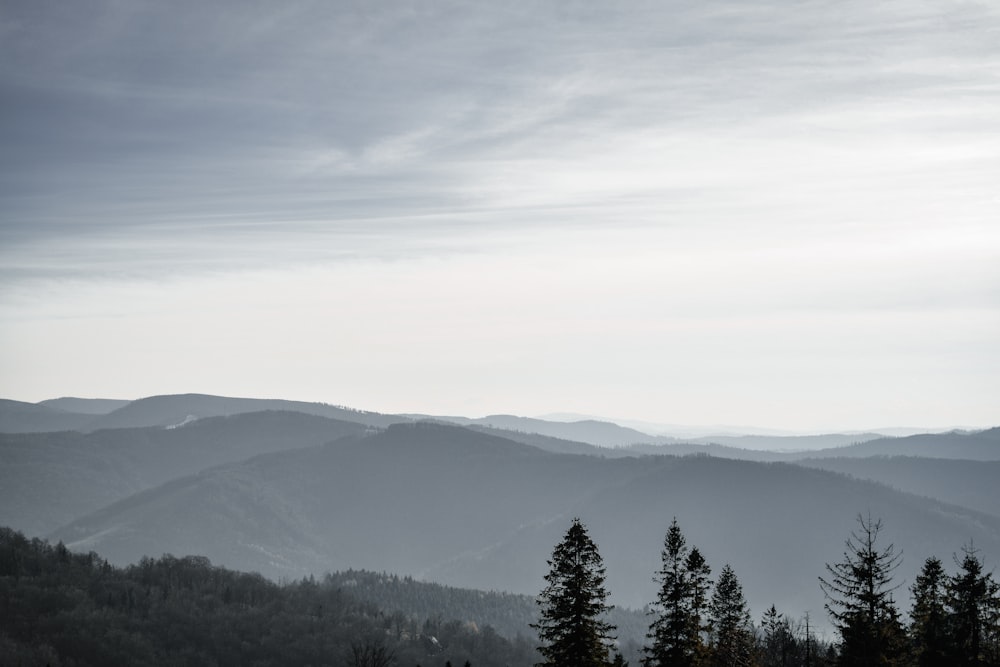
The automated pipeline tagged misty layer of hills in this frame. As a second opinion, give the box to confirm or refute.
[2,393,999,631]
[0,394,398,433]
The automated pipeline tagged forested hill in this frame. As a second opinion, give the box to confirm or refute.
[51,421,1000,622]
[800,427,1000,460]
[323,569,650,647]
[0,393,405,434]
[0,410,368,535]
[0,527,537,667]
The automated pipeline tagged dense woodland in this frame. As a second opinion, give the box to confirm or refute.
[0,527,535,666]
[535,516,1000,667]
[4,514,997,666]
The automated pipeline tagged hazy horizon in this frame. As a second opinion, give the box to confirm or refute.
[2,1,998,431]
[4,391,993,438]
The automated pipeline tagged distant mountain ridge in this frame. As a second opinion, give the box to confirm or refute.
[800,428,1000,460]
[48,421,1000,626]
[0,399,96,433]
[87,393,405,430]
[629,428,1000,463]
[2,393,998,634]
[408,413,659,447]
[0,410,367,535]
[0,393,406,433]
[796,456,1000,517]
[4,393,991,460]
[38,397,130,415]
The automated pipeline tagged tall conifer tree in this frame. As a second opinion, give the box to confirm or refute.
[709,564,754,667]
[946,544,1000,667]
[687,547,714,664]
[645,518,708,667]
[819,514,907,667]
[533,518,616,667]
[759,605,795,667]
[909,556,949,667]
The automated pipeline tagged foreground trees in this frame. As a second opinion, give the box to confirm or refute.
[710,564,754,667]
[819,513,908,667]
[909,557,949,667]
[538,514,1000,667]
[533,518,618,667]
[644,518,704,667]
[0,527,537,667]
[947,544,1000,666]
[816,514,1000,667]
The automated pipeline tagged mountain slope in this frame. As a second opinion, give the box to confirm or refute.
[0,410,366,535]
[626,428,1000,464]
[87,393,406,430]
[427,414,659,447]
[38,397,130,415]
[0,399,95,433]
[794,456,1000,517]
[51,422,1000,626]
[800,428,1000,461]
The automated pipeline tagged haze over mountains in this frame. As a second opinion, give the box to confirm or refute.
[2,392,998,634]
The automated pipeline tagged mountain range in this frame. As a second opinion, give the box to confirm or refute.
[2,392,998,633]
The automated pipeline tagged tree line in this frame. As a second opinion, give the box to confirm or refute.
[0,526,534,666]
[2,516,997,667]
[534,515,1000,667]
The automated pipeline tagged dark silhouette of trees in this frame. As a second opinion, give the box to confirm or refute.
[8,509,1000,667]
[688,546,714,665]
[756,606,837,667]
[760,605,794,667]
[533,518,617,667]
[709,564,754,667]
[644,518,710,667]
[819,514,907,667]
[946,544,1000,667]
[0,526,535,667]
[909,557,949,667]
[350,639,396,667]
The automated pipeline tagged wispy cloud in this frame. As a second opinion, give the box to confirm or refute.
[1,0,998,427]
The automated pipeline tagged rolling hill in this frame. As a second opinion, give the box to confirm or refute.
[794,456,1000,517]
[0,399,95,433]
[86,393,406,430]
[0,393,408,434]
[0,410,366,535]
[50,421,1000,628]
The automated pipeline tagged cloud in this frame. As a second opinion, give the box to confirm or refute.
[1,0,998,426]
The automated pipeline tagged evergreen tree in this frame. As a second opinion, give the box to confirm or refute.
[759,605,794,667]
[533,518,616,667]
[709,564,754,667]
[688,546,714,665]
[818,514,908,667]
[946,543,1000,667]
[644,518,707,667]
[909,556,950,667]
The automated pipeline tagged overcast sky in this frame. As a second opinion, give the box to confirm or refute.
[1,0,998,432]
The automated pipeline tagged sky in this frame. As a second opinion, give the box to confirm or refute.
[1,0,998,432]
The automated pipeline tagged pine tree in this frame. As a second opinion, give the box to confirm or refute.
[644,518,708,667]
[687,547,714,665]
[709,564,754,667]
[818,513,908,667]
[759,605,795,667]
[946,543,1000,667]
[759,604,794,667]
[533,518,616,667]
[909,556,949,667]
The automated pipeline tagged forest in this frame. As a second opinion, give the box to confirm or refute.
[3,513,998,666]
[0,527,534,666]
[536,516,1000,667]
